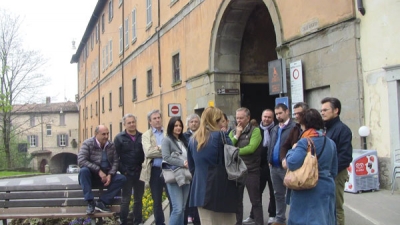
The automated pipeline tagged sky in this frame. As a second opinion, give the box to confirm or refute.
[0,0,98,103]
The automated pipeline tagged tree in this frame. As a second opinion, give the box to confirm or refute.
[0,9,47,169]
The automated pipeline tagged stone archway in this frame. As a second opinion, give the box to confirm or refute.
[209,0,282,119]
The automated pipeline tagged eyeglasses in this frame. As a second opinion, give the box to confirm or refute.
[320,108,331,113]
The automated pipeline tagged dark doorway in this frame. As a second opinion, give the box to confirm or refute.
[240,83,277,122]
[39,159,47,173]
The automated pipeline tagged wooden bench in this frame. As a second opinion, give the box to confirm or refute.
[0,183,121,225]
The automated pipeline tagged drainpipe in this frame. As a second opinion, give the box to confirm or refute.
[121,1,125,117]
[157,0,163,113]
[357,0,365,15]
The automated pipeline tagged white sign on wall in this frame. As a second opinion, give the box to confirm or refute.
[168,103,182,117]
[290,60,304,112]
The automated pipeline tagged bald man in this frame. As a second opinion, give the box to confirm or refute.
[78,125,126,215]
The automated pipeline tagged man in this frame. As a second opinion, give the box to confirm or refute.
[281,102,309,153]
[114,114,145,225]
[140,110,170,225]
[183,113,201,225]
[229,107,264,225]
[78,125,126,215]
[321,97,353,225]
[268,103,297,225]
[243,109,276,225]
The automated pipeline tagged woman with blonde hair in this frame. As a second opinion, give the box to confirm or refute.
[187,106,238,225]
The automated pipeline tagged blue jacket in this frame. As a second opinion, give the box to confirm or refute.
[286,136,338,225]
[325,116,353,172]
[187,131,232,207]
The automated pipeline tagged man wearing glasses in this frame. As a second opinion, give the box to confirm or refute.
[321,97,353,225]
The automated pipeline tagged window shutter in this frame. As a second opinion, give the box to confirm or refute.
[65,135,69,146]
[57,135,60,147]
[35,135,39,147]
[27,136,30,145]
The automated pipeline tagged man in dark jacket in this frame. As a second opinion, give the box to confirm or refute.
[229,107,263,225]
[114,114,145,225]
[243,109,276,225]
[78,125,127,215]
[268,103,297,225]
[321,97,353,225]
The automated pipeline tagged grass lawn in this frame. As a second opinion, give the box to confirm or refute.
[0,171,44,178]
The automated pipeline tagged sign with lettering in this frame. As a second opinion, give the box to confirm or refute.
[268,59,287,95]
[217,88,239,95]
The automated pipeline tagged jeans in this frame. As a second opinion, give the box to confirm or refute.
[150,166,172,225]
[166,183,190,225]
[78,167,126,205]
[120,173,145,225]
[270,166,287,224]
[236,170,264,225]
[335,169,348,225]
[249,165,276,219]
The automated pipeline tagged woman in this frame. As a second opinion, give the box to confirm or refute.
[162,117,191,225]
[285,108,338,225]
[220,113,231,133]
[187,106,237,225]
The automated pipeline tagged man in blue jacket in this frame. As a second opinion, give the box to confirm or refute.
[321,97,353,225]
[114,114,145,225]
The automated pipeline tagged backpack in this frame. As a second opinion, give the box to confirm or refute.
[220,131,248,185]
[284,137,326,190]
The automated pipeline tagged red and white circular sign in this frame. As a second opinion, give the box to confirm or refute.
[171,106,179,114]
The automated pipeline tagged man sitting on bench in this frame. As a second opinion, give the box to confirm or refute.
[78,125,127,214]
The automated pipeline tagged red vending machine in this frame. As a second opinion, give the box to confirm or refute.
[344,149,379,193]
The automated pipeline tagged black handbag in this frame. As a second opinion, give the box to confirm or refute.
[203,132,240,213]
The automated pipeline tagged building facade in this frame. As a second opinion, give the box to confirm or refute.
[71,0,400,188]
[13,97,79,173]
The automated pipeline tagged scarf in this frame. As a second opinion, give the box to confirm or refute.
[301,128,325,138]
[260,121,275,147]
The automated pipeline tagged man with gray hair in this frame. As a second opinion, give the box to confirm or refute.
[78,125,126,215]
[114,114,145,225]
[141,110,171,225]
[229,107,264,225]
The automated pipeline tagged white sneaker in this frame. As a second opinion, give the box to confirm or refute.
[267,217,276,224]
[243,217,255,224]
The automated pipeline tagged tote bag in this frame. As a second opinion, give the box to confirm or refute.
[284,137,325,190]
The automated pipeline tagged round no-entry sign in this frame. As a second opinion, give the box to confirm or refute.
[171,106,179,114]
[168,103,182,117]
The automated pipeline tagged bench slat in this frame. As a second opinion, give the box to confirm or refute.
[0,190,103,200]
[0,206,120,219]
[1,199,121,208]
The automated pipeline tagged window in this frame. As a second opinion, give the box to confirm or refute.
[109,123,113,141]
[109,40,113,64]
[101,14,105,33]
[102,47,106,71]
[132,78,137,100]
[131,9,137,41]
[172,53,180,83]
[30,115,35,127]
[58,134,68,147]
[119,122,123,132]
[91,127,93,137]
[60,114,65,126]
[86,106,88,119]
[83,108,85,120]
[119,0,123,6]
[147,69,153,95]
[102,96,105,113]
[108,0,113,22]
[28,135,38,147]
[146,0,152,26]
[95,101,98,115]
[96,24,99,42]
[109,92,112,111]
[124,19,129,49]
[46,124,52,136]
[119,86,123,106]
[119,25,123,54]
[90,104,93,117]
[91,33,94,50]
[105,43,109,68]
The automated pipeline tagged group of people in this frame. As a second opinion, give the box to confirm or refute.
[77,97,352,225]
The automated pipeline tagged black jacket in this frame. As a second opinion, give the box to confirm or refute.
[114,130,145,176]
[325,116,353,173]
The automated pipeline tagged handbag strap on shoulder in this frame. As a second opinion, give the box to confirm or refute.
[220,131,227,145]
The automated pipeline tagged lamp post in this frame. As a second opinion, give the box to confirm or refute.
[358,126,370,149]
